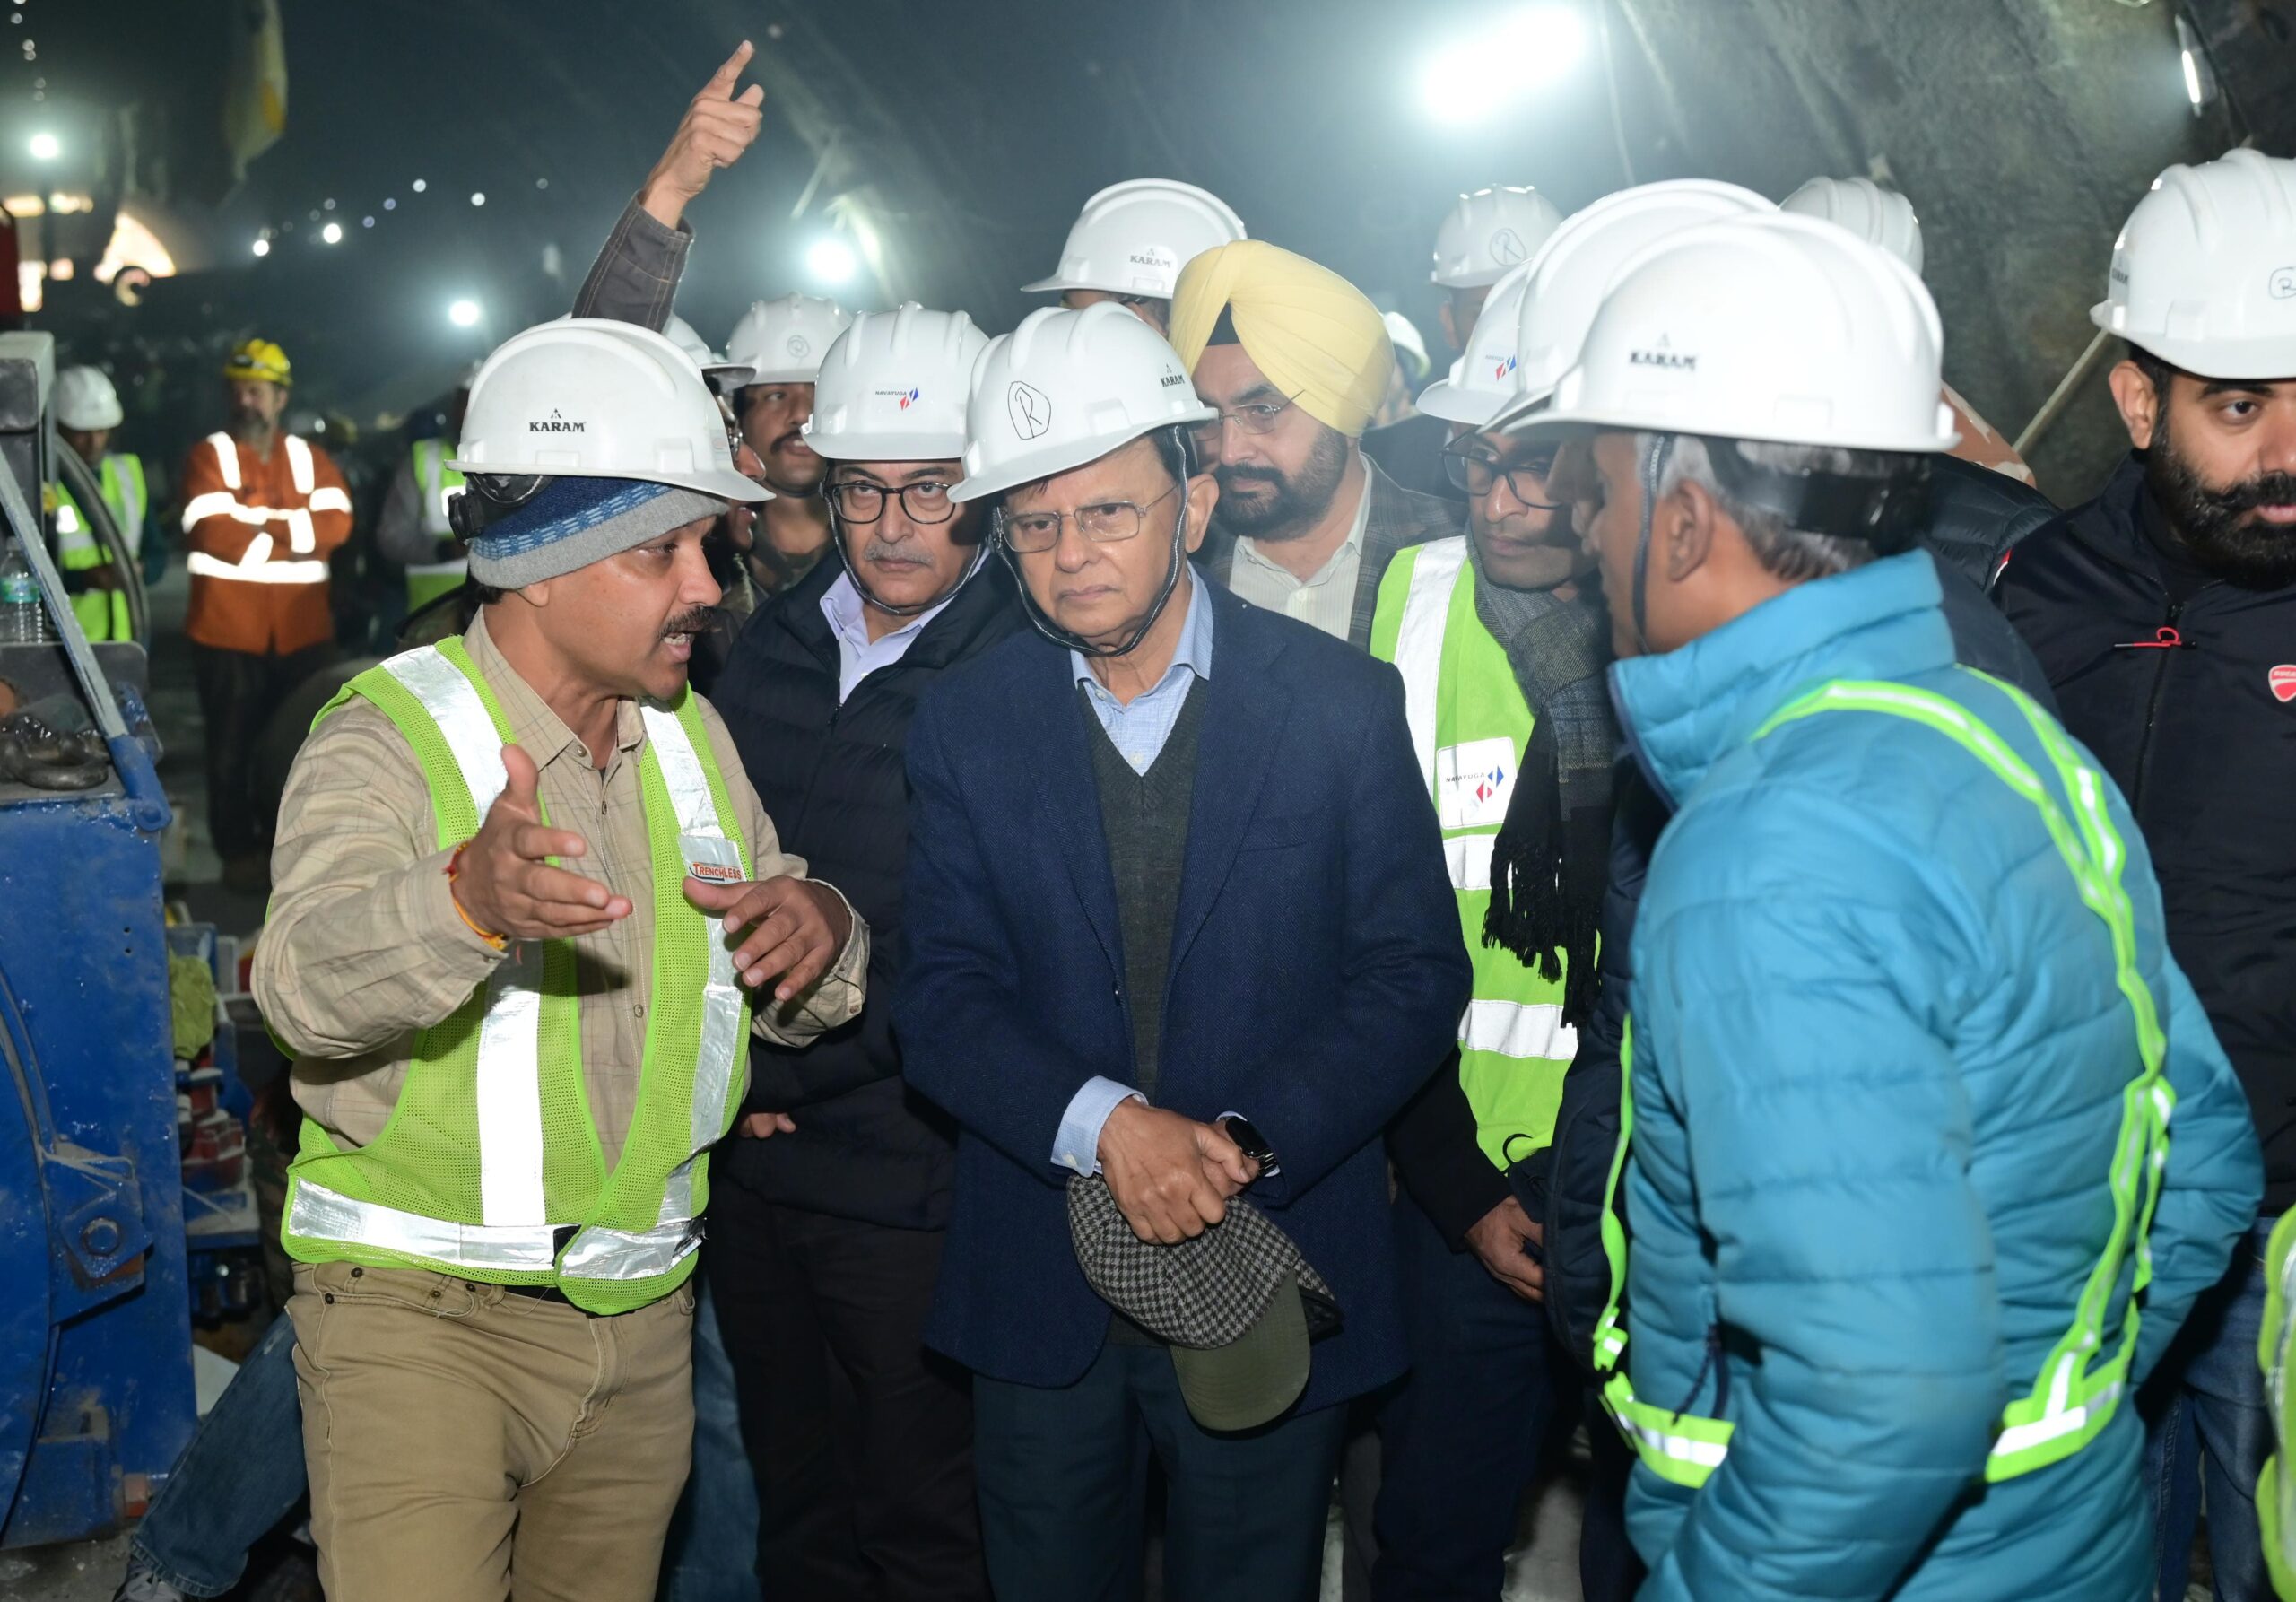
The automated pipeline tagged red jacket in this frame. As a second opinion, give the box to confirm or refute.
[179,431,352,654]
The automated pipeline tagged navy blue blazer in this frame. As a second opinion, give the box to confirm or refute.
[894,579,1472,1410]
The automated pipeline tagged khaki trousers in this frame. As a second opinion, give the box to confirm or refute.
[287,1260,696,1602]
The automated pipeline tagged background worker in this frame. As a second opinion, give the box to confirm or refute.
[51,364,153,640]
[373,366,474,616]
[254,316,865,1602]
[1369,257,1632,1602]
[1541,211,2260,1601]
[722,292,853,596]
[178,338,355,890]
[1779,175,2035,487]
[1022,177,1248,335]
[1367,185,1565,501]
[705,302,1013,1602]
[1170,239,1461,649]
[1996,147,2296,1602]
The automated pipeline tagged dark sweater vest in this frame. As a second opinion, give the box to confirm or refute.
[1082,679,1207,1101]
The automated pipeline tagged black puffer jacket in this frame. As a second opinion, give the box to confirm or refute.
[1998,455,2296,1212]
[1538,458,2061,1372]
[709,554,1023,1230]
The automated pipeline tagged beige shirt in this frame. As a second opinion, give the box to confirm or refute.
[1222,461,1373,641]
[255,611,867,1167]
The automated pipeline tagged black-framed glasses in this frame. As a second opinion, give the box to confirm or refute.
[1442,439,1561,509]
[996,483,1178,554]
[1187,394,1298,457]
[826,478,957,526]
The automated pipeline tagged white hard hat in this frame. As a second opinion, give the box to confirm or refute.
[1781,176,1924,278]
[1431,186,1567,289]
[1519,213,1960,454]
[2092,148,2296,380]
[55,365,123,431]
[953,303,1215,503]
[1383,310,1431,382]
[1022,179,1248,300]
[662,312,756,393]
[1417,261,1538,427]
[725,293,854,385]
[1492,179,1774,431]
[804,304,989,462]
[450,318,770,501]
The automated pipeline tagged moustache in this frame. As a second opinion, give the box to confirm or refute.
[1216,466,1283,491]
[862,539,928,566]
[772,429,813,455]
[663,607,719,639]
[2209,471,2296,518]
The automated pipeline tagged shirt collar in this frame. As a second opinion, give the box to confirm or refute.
[820,566,960,654]
[465,608,647,773]
[1070,561,1215,695]
[1234,460,1371,587]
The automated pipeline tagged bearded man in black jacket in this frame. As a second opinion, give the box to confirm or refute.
[1996,150,2296,1602]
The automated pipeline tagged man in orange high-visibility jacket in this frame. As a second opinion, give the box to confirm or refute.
[179,338,354,889]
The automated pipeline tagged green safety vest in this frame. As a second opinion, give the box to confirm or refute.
[406,438,468,611]
[1591,671,2174,1489]
[2260,1212,2296,1598]
[50,453,147,641]
[1370,536,1576,1168]
[279,638,754,1315]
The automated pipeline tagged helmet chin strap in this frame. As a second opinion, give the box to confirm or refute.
[1002,472,1192,661]
[1631,432,1674,657]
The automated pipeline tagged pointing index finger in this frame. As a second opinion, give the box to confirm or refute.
[703,40,754,100]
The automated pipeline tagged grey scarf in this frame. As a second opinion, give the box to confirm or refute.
[1468,542,1617,1026]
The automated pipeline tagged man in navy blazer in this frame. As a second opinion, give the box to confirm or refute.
[894,303,1468,1602]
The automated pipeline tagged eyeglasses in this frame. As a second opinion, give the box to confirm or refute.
[1442,440,1561,509]
[826,479,957,526]
[996,483,1179,553]
[1187,395,1298,457]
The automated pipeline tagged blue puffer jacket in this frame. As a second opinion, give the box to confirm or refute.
[1611,552,2262,1602]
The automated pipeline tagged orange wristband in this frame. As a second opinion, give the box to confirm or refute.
[445,842,509,951]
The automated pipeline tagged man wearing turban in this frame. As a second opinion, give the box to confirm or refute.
[1170,240,1463,649]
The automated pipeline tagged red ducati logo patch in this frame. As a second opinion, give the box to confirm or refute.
[2271,665,2296,704]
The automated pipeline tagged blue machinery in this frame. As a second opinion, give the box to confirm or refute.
[0,333,196,1546]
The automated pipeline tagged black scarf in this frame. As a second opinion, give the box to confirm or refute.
[1467,546,1618,1026]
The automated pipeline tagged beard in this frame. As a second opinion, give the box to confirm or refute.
[1214,427,1350,540]
[2146,422,2296,589]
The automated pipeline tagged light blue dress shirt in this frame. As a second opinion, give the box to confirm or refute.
[820,568,964,704]
[1051,566,1216,1175]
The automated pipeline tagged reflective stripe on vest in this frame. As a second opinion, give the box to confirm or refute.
[2259,1212,2296,1598]
[186,548,329,585]
[1590,671,2174,1489]
[405,440,468,606]
[413,438,465,540]
[100,454,148,551]
[281,640,753,1310]
[52,483,133,640]
[1372,535,1577,1168]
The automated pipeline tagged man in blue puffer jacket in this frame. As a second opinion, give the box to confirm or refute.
[1518,211,2262,1600]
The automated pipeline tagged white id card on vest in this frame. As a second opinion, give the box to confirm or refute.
[682,833,745,888]
[1435,736,1518,831]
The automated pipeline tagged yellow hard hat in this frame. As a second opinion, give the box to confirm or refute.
[222,338,291,387]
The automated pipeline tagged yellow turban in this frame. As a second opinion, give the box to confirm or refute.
[1168,240,1396,438]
